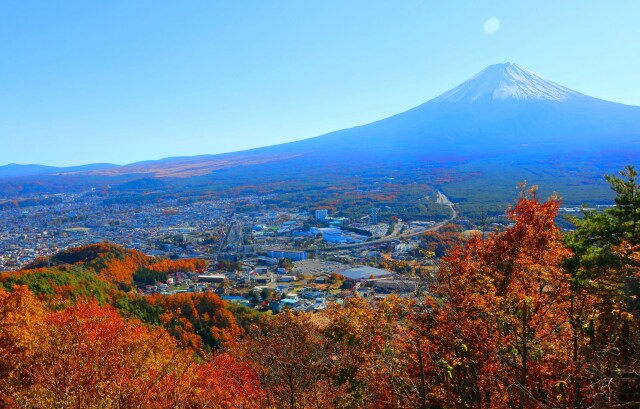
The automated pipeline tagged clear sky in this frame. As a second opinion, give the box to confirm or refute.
[1,1,639,166]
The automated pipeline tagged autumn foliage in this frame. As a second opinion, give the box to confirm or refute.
[428,190,574,407]
[1,168,640,408]
[0,286,261,408]
[25,242,207,284]
[145,292,243,350]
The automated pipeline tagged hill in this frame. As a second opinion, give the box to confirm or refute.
[0,243,248,351]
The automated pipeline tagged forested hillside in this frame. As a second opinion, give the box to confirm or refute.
[1,167,639,408]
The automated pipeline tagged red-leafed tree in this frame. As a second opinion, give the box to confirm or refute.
[240,310,332,409]
[0,285,262,409]
[429,188,574,408]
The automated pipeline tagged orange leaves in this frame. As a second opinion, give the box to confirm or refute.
[614,241,640,278]
[145,292,243,351]
[0,286,261,409]
[420,223,463,258]
[189,353,264,408]
[239,310,331,409]
[35,303,183,407]
[92,247,207,284]
[0,285,46,402]
[21,242,208,286]
[323,296,423,408]
[0,287,185,407]
[147,258,208,274]
[431,192,575,408]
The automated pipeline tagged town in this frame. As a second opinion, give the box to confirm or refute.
[0,187,497,312]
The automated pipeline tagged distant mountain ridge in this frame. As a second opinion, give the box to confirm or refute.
[0,163,119,179]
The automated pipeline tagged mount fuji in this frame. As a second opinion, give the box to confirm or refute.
[2,62,640,211]
[263,62,640,162]
[116,61,637,174]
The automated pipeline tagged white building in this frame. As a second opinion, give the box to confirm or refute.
[315,209,328,221]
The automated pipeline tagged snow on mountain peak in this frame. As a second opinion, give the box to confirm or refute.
[434,63,583,103]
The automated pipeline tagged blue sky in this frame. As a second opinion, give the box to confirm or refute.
[1,1,639,166]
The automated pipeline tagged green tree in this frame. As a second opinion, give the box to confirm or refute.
[606,165,640,245]
[564,165,640,407]
[278,258,294,271]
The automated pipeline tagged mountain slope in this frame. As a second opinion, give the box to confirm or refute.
[1,63,639,215]
[268,63,640,159]
[54,62,640,178]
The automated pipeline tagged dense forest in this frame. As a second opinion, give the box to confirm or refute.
[1,167,639,408]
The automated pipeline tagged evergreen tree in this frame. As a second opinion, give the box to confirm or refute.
[606,165,640,245]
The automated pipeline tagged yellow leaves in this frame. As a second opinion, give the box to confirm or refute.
[0,286,45,364]
[436,359,454,379]
[620,311,634,322]
[453,339,469,353]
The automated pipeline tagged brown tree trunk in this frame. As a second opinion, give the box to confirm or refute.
[519,302,528,409]
[416,336,428,409]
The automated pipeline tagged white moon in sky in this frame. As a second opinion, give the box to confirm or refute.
[484,17,501,34]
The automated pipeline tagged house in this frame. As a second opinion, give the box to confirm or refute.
[197,274,227,283]
[252,272,275,284]
[280,298,301,309]
[270,298,301,312]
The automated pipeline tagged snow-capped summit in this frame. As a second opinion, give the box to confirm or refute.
[434,62,584,103]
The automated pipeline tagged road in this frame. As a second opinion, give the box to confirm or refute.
[318,191,457,251]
